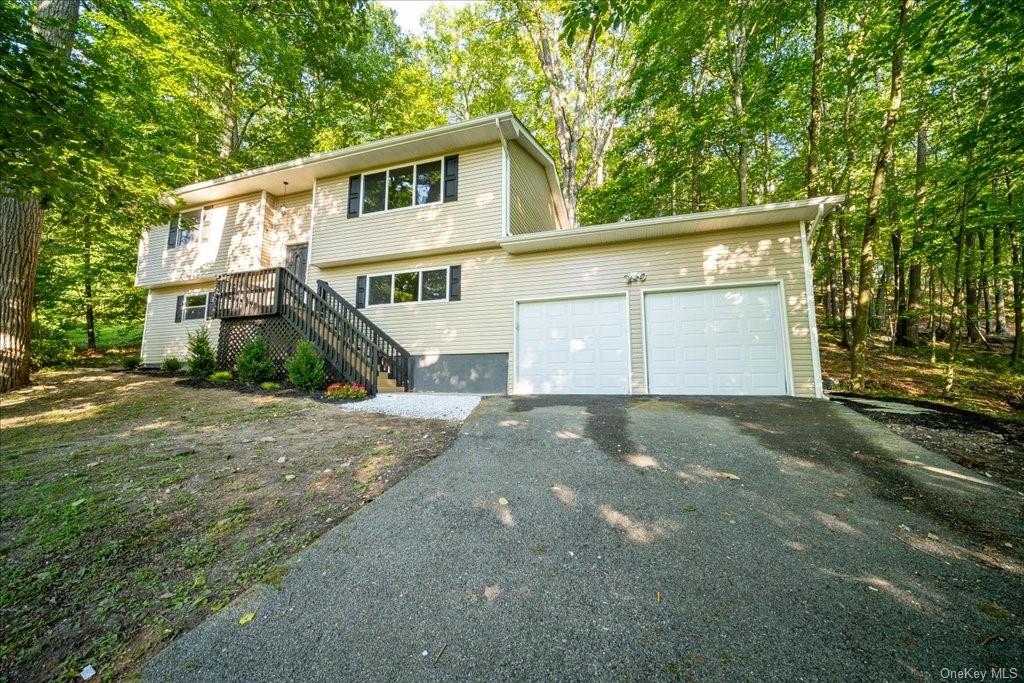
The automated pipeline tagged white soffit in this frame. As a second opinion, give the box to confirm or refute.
[498,196,845,254]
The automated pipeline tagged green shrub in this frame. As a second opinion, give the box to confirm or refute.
[235,337,275,384]
[122,355,141,370]
[30,330,75,369]
[285,341,326,391]
[260,381,281,391]
[209,370,233,382]
[161,356,183,372]
[186,328,216,378]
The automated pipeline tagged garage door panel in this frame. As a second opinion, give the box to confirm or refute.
[516,296,629,395]
[645,285,788,396]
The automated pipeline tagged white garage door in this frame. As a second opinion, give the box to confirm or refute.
[644,285,788,395]
[515,295,629,394]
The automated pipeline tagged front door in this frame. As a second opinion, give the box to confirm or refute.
[285,244,308,280]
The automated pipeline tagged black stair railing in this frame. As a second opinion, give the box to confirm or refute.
[214,268,379,394]
[316,280,413,391]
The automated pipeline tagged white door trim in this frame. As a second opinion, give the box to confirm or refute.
[512,291,632,395]
[639,280,794,396]
[799,218,825,398]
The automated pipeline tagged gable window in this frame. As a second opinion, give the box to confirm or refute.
[355,156,454,216]
[365,267,448,306]
[183,293,208,320]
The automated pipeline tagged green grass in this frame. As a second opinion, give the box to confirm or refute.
[64,323,143,353]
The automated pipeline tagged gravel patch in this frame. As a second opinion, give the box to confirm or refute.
[337,392,481,422]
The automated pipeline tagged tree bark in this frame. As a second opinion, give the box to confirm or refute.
[850,0,912,389]
[806,0,826,199]
[993,223,1004,334]
[0,197,44,391]
[83,225,95,352]
[728,20,750,207]
[0,0,80,393]
[900,122,927,345]
[965,230,979,342]
[1011,228,1023,365]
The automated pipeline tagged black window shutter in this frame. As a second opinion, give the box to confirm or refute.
[167,215,179,248]
[347,176,361,218]
[205,292,215,319]
[443,155,459,202]
[448,265,461,301]
[174,295,184,323]
[355,275,367,308]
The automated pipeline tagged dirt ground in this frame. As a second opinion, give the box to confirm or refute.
[0,368,460,681]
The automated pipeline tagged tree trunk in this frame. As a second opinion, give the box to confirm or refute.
[0,0,80,392]
[83,225,96,352]
[980,229,990,335]
[1011,228,1023,365]
[806,0,826,199]
[965,230,979,342]
[838,211,854,347]
[993,223,1004,334]
[901,123,928,345]
[727,16,750,207]
[850,0,912,389]
[0,197,44,391]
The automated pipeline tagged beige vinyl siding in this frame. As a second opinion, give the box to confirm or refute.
[315,222,816,397]
[310,145,503,266]
[507,141,559,235]
[261,190,312,268]
[136,193,264,287]
[140,283,219,366]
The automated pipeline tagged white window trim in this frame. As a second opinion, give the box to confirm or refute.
[183,292,209,320]
[359,156,446,217]
[174,206,207,248]
[365,265,450,308]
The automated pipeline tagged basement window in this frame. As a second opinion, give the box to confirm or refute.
[183,293,208,320]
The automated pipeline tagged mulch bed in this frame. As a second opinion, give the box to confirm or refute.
[831,392,1024,494]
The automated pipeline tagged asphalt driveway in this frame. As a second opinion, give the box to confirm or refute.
[146,396,1023,682]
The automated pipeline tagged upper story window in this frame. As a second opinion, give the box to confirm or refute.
[348,155,458,218]
[167,206,209,249]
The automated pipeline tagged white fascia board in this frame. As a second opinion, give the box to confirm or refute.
[498,196,845,254]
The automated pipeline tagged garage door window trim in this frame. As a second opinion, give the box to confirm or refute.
[638,280,795,397]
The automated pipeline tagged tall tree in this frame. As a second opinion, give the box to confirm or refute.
[0,0,80,392]
[850,0,912,390]
[806,0,826,199]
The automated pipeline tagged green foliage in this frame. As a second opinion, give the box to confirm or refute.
[63,325,143,353]
[29,329,75,369]
[285,342,327,391]
[186,329,217,379]
[208,370,233,383]
[121,356,141,371]
[161,357,183,372]
[260,381,281,392]
[234,337,276,384]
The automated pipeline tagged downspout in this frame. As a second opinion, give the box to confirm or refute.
[496,116,510,237]
[801,202,826,398]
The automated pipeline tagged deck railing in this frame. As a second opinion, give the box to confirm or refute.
[316,280,413,390]
[213,268,381,393]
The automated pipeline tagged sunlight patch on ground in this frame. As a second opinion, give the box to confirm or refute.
[598,505,680,543]
[550,485,577,507]
[554,429,582,440]
[472,497,515,527]
[624,453,664,470]
[897,459,1004,489]
[898,532,1024,574]
[813,511,862,536]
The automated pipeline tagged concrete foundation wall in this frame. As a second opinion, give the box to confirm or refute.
[413,353,508,394]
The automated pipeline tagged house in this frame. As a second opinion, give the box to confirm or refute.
[136,112,842,397]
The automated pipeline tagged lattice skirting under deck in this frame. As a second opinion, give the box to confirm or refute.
[217,316,342,381]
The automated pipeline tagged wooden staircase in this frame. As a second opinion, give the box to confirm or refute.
[212,267,413,395]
